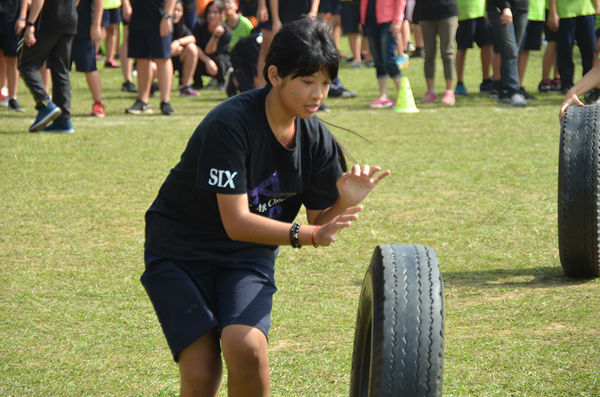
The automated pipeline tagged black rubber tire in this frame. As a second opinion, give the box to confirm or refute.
[349,245,445,397]
[558,104,600,278]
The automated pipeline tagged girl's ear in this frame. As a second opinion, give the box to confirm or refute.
[267,65,281,87]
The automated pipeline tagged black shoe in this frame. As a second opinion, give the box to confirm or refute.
[204,77,219,90]
[8,98,25,112]
[161,100,174,115]
[585,88,600,104]
[328,85,358,98]
[519,87,537,100]
[126,100,152,114]
[121,80,137,93]
[409,48,425,58]
[317,102,331,113]
[560,83,574,95]
[150,82,159,97]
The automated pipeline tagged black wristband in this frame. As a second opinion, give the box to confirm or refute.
[26,20,35,26]
[290,222,302,248]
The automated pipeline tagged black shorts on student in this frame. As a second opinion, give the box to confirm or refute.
[520,20,544,52]
[102,7,123,26]
[456,17,493,50]
[141,252,277,362]
[128,29,172,59]
[0,21,20,56]
[340,1,360,34]
[71,39,98,72]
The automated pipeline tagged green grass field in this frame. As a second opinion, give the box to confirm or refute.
[1,40,599,396]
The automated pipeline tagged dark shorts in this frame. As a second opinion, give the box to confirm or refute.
[71,39,97,72]
[520,20,544,52]
[319,0,341,14]
[340,1,360,34]
[456,17,494,50]
[128,29,172,59]
[141,252,277,362]
[102,8,122,27]
[544,22,558,43]
[0,21,20,56]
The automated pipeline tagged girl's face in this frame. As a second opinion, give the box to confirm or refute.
[274,69,331,119]
[173,3,184,24]
[206,4,223,25]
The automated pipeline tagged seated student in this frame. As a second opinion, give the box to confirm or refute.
[223,0,253,51]
[172,0,200,96]
[192,0,234,92]
[230,31,261,95]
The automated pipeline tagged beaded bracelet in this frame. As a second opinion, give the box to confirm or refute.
[290,221,302,248]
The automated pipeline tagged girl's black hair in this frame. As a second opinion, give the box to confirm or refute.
[264,18,348,171]
[203,0,225,20]
[263,17,339,87]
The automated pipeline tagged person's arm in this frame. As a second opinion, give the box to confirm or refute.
[390,0,406,36]
[121,0,131,22]
[217,193,362,247]
[15,0,30,35]
[256,0,268,23]
[160,0,176,37]
[269,0,281,33]
[204,24,225,54]
[547,0,559,32]
[559,62,600,121]
[307,0,319,17]
[23,0,44,47]
[90,0,103,45]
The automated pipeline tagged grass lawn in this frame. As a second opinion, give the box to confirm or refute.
[1,39,599,396]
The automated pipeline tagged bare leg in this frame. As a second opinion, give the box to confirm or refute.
[518,50,529,86]
[136,58,153,103]
[5,56,19,99]
[221,325,270,397]
[155,57,173,102]
[480,44,493,80]
[178,329,223,397]
[105,23,120,63]
[119,24,134,83]
[180,44,199,87]
[256,28,274,88]
[456,48,467,83]
[85,71,102,102]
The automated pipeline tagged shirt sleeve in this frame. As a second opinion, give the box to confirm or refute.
[195,119,249,194]
[303,127,344,210]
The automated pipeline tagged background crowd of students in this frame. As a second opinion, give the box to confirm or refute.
[1,0,600,132]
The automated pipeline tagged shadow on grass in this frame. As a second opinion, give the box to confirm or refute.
[442,265,593,289]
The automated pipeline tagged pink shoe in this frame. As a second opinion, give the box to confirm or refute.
[421,89,438,103]
[441,90,455,105]
[369,98,393,108]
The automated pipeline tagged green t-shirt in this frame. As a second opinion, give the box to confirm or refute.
[528,0,545,21]
[225,14,254,50]
[596,13,600,29]
[555,0,595,19]
[103,0,121,10]
[456,0,485,21]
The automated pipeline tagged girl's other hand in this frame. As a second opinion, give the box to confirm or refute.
[314,205,363,247]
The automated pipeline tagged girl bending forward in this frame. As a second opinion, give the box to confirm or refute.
[141,17,390,397]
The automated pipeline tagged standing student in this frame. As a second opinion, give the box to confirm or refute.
[101,0,122,68]
[487,0,529,107]
[19,0,77,133]
[418,0,459,105]
[126,0,176,115]
[141,18,389,397]
[73,0,106,117]
[1,0,24,111]
[360,0,406,108]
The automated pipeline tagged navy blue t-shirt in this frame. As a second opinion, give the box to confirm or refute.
[145,88,344,262]
[130,0,165,30]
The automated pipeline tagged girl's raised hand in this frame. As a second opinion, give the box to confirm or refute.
[559,93,584,122]
[314,205,363,247]
[336,164,391,209]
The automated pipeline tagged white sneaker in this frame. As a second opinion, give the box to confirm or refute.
[0,96,8,107]
[510,93,528,107]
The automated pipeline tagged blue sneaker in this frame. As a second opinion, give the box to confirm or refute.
[43,119,74,134]
[29,102,62,132]
[480,78,494,92]
[455,82,468,95]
